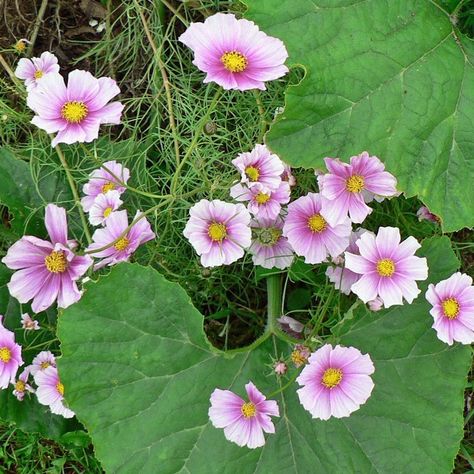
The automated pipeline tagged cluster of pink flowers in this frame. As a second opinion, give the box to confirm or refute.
[209,344,375,448]
[15,51,124,147]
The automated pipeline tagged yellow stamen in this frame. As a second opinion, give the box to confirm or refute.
[101,182,115,193]
[221,51,248,73]
[241,402,256,418]
[40,361,50,369]
[255,192,270,204]
[61,101,88,123]
[346,175,365,193]
[15,380,25,392]
[14,40,26,53]
[442,297,460,319]
[208,222,227,242]
[45,251,67,273]
[56,382,65,396]
[291,350,307,366]
[103,207,113,218]
[376,258,395,277]
[245,166,260,182]
[34,70,44,79]
[0,347,11,363]
[322,368,343,388]
[307,214,327,233]
[114,237,130,251]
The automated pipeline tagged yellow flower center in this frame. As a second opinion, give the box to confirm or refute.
[442,297,460,319]
[15,380,25,392]
[346,174,365,193]
[208,222,227,242]
[14,40,26,52]
[61,101,88,123]
[40,361,50,369]
[322,368,343,388]
[255,192,271,204]
[45,251,68,273]
[291,350,307,366]
[101,182,115,193]
[56,382,65,396]
[307,213,327,233]
[241,402,256,418]
[376,258,395,277]
[34,70,44,79]
[103,207,113,218]
[114,237,130,251]
[0,347,11,363]
[245,166,260,182]
[221,51,248,73]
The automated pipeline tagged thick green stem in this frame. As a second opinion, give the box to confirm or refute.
[266,274,282,334]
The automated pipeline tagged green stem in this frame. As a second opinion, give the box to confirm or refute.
[267,369,301,398]
[55,144,92,244]
[266,274,282,334]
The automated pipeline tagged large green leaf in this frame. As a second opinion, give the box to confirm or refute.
[58,237,470,473]
[244,0,474,231]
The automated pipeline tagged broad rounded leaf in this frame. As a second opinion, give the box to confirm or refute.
[58,237,470,473]
[244,0,474,231]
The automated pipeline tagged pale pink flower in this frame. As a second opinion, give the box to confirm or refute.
[15,51,59,91]
[0,316,23,389]
[208,381,279,448]
[277,316,304,339]
[81,160,130,212]
[281,164,296,187]
[319,153,397,225]
[35,366,74,418]
[326,228,372,295]
[249,216,294,269]
[345,227,428,308]
[87,210,155,270]
[13,368,34,401]
[231,182,291,220]
[425,272,474,345]
[29,350,56,376]
[2,204,93,313]
[21,313,40,331]
[291,344,311,368]
[274,361,287,376]
[88,190,123,226]
[179,13,288,91]
[297,344,375,420]
[367,297,384,312]
[27,70,124,147]
[283,193,351,265]
[183,199,251,268]
[231,144,284,190]
[417,206,440,224]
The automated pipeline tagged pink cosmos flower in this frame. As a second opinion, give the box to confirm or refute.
[297,344,375,420]
[2,204,93,313]
[425,272,474,345]
[319,153,397,225]
[277,316,304,339]
[345,227,428,308]
[34,366,74,418]
[21,313,40,331]
[274,361,287,376]
[29,350,56,376]
[81,160,130,212]
[326,228,372,295]
[283,193,351,265]
[208,381,279,448]
[281,164,296,187]
[0,316,23,389]
[87,210,155,269]
[249,216,294,269]
[231,182,291,220]
[15,51,59,91]
[183,199,251,268]
[13,368,34,401]
[88,190,123,226]
[231,144,285,191]
[417,206,440,224]
[27,70,124,147]
[179,13,288,91]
